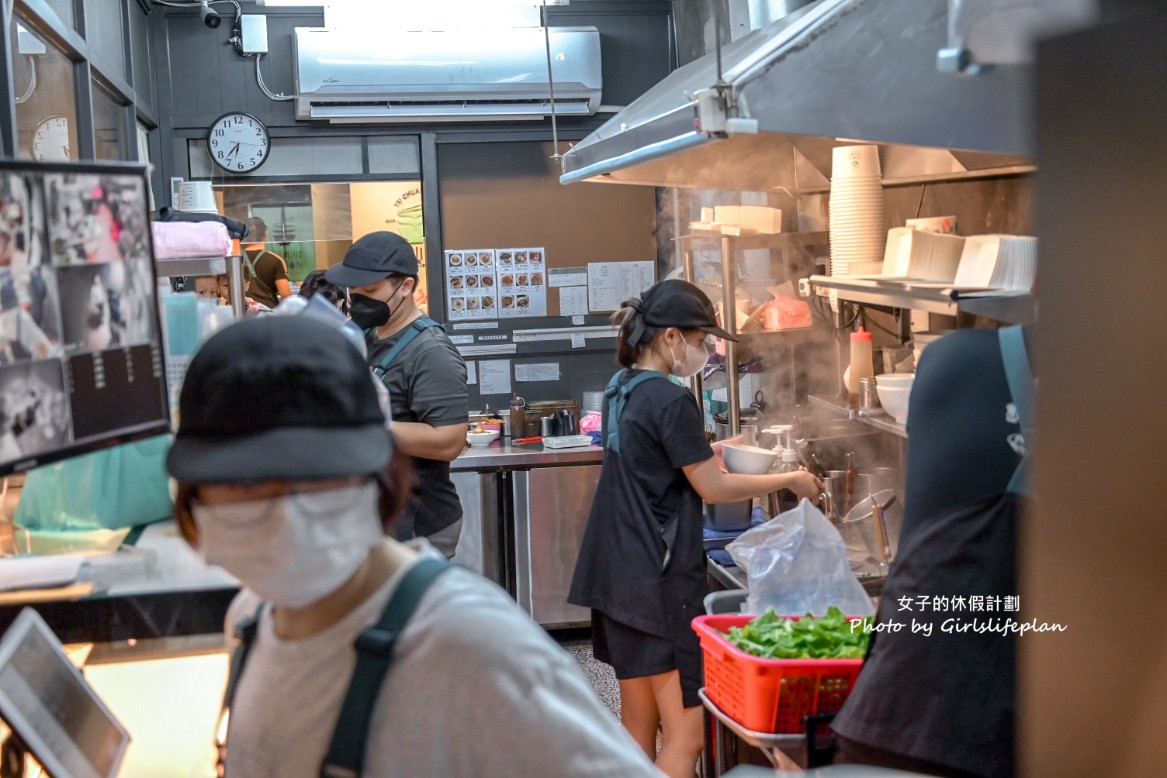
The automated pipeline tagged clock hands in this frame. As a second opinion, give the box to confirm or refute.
[226,142,240,159]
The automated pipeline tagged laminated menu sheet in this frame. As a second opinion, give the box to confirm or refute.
[445,249,499,321]
[587,260,655,312]
[496,248,547,318]
[445,247,548,320]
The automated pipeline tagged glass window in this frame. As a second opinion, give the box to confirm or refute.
[11,17,78,162]
[87,0,127,84]
[212,181,429,313]
[368,137,421,175]
[129,2,153,110]
[188,136,365,179]
[92,80,125,161]
[136,121,156,211]
[39,0,75,30]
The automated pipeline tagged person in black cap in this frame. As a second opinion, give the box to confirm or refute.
[325,231,468,558]
[166,316,662,777]
[242,216,291,309]
[568,279,823,777]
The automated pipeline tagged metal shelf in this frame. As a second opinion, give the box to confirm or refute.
[677,231,830,250]
[808,393,908,439]
[735,327,823,347]
[154,255,230,278]
[809,275,1035,324]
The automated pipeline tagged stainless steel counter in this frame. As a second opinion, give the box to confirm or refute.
[452,441,603,471]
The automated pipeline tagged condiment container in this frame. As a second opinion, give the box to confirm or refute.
[848,327,874,408]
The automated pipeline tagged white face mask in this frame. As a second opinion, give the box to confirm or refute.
[193,481,384,608]
[670,336,710,378]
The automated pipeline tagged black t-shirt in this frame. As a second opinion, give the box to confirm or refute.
[899,327,1024,540]
[603,370,714,524]
[366,321,469,537]
[243,248,288,309]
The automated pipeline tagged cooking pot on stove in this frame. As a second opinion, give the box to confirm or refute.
[713,407,765,442]
[712,390,768,442]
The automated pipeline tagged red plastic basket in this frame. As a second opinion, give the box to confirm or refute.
[692,613,864,734]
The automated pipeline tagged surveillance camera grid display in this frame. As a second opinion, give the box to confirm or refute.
[0,164,168,475]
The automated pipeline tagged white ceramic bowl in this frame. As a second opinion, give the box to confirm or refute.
[722,442,779,474]
[466,429,500,447]
[875,384,911,425]
[875,373,916,389]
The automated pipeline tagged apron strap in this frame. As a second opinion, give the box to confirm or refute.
[998,325,1034,496]
[369,316,442,380]
[603,369,666,454]
[320,557,452,778]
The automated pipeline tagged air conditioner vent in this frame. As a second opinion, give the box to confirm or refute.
[294,26,602,124]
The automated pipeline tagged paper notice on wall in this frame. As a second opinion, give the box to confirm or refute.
[570,334,586,349]
[549,266,587,288]
[587,261,655,312]
[466,361,478,385]
[558,286,589,316]
[496,248,547,318]
[478,360,511,396]
[515,363,560,382]
[445,249,499,321]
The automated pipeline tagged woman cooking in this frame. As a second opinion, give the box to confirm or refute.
[568,279,823,777]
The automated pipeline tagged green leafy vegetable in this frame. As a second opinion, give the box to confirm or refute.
[724,606,871,659]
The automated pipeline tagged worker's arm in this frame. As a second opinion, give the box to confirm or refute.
[390,420,466,462]
[683,456,822,504]
[275,277,293,301]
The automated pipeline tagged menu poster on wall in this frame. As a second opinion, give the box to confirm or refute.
[587,260,656,312]
[496,248,548,318]
[445,249,498,321]
[558,286,589,316]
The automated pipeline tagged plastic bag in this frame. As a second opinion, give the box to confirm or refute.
[14,435,174,533]
[726,498,874,617]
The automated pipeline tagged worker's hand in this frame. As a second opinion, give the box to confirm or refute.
[782,469,824,502]
[710,434,744,473]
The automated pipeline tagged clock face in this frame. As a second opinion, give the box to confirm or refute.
[208,112,271,173]
[32,116,70,161]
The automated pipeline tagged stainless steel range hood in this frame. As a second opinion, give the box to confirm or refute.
[560,0,1033,191]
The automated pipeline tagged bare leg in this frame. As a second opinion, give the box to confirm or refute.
[618,677,661,760]
[649,670,705,778]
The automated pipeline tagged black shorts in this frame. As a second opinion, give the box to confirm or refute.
[591,611,703,708]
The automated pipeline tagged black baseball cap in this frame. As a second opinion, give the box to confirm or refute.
[325,231,419,288]
[166,316,391,483]
[639,279,739,342]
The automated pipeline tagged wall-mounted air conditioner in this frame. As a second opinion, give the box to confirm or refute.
[293,26,602,124]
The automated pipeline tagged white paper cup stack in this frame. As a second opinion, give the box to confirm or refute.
[829,145,885,276]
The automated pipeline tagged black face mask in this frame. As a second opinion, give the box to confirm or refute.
[349,293,390,329]
[349,278,407,330]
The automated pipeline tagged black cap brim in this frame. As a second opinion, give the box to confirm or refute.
[324,263,391,289]
[167,424,391,483]
[699,324,740,342]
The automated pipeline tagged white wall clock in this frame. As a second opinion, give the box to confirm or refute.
[31,115,70,161]
[208,112,271,173]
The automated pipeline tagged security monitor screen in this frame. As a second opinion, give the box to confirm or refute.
[0,161,169,476]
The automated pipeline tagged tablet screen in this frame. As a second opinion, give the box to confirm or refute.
[0,609,128,778]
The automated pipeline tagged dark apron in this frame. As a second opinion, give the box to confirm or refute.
[832,326,1033,778]
[568,369,708,707]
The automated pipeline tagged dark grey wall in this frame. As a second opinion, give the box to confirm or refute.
[150,1,676,187]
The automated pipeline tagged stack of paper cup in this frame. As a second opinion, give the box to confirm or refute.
[829,145,885,276]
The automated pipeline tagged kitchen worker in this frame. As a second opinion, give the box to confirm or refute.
[166,316,663,777]
[325,231,468,557]
[568,279,823,778]
[242,216,291,309]
[831,326,1033,778]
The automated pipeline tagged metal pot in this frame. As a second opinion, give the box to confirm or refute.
[712,407,765,442]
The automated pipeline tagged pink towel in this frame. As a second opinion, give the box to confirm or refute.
[151,221,232,260]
